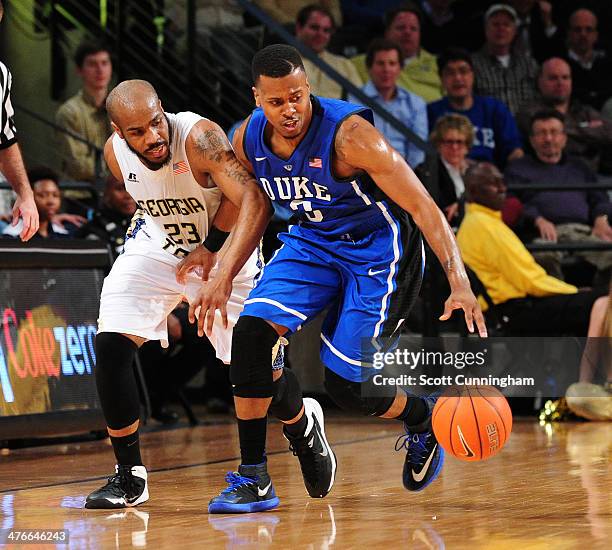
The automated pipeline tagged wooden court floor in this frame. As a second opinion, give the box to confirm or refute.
[0,417,610,549]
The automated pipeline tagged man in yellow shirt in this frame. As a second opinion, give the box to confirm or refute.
[457,162,606,335]
[351,5,442,103]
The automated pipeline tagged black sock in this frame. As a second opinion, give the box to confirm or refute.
[110,431,143,466]
[284,410,308,438]
[237,417,267,465]
[396,393,428,427]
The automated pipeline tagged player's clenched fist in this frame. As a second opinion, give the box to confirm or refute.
[176,245,218,285]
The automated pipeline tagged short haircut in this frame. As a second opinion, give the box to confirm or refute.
[27,166,60,186]
[384,2,422,32]
[252,44,305,85]
[365,38,404,68]
[296,4,336,29]
[430,114,475,147]
[74,40,111,68]
[436,47,473,75]
[529,109,565,133]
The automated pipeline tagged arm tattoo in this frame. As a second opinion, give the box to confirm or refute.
[195,127,252,186]
[223,155,252,186]
[336,120,360,160]
[195,128,227,163]
[443,256,458,276]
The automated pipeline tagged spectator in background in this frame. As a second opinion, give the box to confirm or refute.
[428,48,523,168]
[508,0,560,62]
[0,1,38,241]
[295,4,362,98]
[505,110,612,279]
[516,57,612,175]
[3,167,76,239]
[458,161,607,336]
[55,41,112,184]
[76,174,138,257]
[256,0,342,27]
[351,5,442,102]
[350,39,427,168]
[472,4,539,114]
[417,114,475,227]
[561,9,612,111]
[565,281,611,421]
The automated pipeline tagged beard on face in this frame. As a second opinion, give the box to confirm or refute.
[126,115,173,171]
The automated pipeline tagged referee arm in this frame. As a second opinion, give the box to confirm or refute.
[0,62,38,241]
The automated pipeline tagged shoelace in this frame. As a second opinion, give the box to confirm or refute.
[221,471,258,494]
[394,432,430,467]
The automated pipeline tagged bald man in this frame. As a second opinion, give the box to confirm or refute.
[562,8,612,110]
[458,161,606,336]
[516,57,612,173]
[85,80,271,509]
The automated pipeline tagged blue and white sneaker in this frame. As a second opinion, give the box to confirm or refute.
[208,463,279,514]
[396,395,444,492]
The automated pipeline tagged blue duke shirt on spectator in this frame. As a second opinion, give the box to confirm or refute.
[428,95,522,168]
[350,81,428,168]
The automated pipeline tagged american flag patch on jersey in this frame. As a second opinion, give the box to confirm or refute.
[173,161,189,175]
[309,157,322,168]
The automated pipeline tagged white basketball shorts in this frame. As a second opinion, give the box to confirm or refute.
[97,222,259,363]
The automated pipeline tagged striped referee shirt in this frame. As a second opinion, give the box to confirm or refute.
[0,61,17,150]
[472,48,539,115]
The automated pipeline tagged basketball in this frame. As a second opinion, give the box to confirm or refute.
[432,385,512,461]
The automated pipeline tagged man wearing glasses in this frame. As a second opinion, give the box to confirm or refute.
[428,47,524,169]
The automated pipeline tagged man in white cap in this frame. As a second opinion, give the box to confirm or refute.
[472,3,539,114]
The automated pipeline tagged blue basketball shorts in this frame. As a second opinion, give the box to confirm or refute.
[241,211,424,382]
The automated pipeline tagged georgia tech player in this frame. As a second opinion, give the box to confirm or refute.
[84,80,271,509]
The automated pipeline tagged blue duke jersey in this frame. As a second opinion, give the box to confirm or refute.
[244,96,398,238]
[241,96,424,382]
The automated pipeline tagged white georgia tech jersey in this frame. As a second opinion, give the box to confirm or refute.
[113,111,221,259]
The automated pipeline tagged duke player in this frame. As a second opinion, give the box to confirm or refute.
[205,45,487,514]
[84,80,271,509]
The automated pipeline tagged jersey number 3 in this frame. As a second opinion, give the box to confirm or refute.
[289,200,323,222]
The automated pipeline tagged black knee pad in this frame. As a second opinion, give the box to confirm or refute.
[95,332,139,429]
[269,367,303,421]
[230,316,277,398]
[324,368,395,416]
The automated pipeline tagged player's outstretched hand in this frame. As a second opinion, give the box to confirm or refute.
[188,275,232,337]
[440,287,488,338]
[176,245,218,285]
[12,193,39,241]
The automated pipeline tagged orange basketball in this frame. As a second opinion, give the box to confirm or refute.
[431,385,512,461]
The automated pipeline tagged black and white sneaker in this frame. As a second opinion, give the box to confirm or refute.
[85,465,149,509]
[284,397,336,498]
